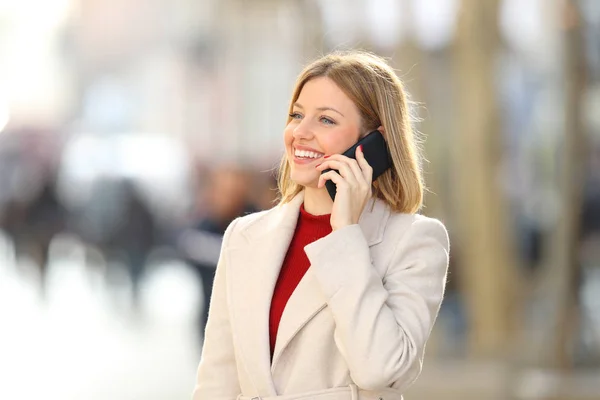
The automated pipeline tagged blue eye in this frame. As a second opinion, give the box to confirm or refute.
[289,112,302,120]
[320,117,336,125]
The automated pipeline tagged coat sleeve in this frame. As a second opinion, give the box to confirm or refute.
[192,218,241,400]
[304,216,449,392]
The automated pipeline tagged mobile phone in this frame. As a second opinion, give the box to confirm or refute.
[322,130,392,201]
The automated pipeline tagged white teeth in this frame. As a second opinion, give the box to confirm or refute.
[294,148,323,159]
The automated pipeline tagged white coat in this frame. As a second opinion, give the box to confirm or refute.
[193,191,449,400]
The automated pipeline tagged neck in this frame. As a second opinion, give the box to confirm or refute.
[303,186,334,215]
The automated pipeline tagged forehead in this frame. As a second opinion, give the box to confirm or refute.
[297,77,356,111]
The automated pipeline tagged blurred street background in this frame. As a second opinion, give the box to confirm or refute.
[1,0,600,399]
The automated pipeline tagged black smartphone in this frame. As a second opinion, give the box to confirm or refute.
[322,130,392,201]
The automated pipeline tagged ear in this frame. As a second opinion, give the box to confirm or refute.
[377,125,386,137]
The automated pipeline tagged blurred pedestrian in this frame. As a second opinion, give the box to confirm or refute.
[193,51,449,400]
[247,171,279,212]
[179,166,250,345]
[0,177,66,296]
[74,177,157,308]
[108,179,157,307]
[0,127,67,297]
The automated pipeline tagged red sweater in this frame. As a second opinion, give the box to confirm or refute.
[269,203,332,357]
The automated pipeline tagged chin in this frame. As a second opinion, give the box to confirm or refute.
[290,170,319,188]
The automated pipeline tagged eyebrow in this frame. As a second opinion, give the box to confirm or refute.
[293,102,345,118]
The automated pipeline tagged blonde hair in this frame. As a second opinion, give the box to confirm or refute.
[277,50,424,214]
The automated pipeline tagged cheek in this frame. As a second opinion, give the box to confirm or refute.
[321,130,358,154]
[284,125,294,146]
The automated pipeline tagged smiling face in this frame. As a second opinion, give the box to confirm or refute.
[284,77,363,188]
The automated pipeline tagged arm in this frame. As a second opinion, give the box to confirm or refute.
[304,217,449,391]
[192,218,241,400]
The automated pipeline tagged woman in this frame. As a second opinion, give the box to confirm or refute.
[193,51,449,400]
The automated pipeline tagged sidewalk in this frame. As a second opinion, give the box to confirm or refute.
[406,360,600,400]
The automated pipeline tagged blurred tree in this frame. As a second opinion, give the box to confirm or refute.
[391,33,447,219]
[452,0,520,360]
[536,0,588,373]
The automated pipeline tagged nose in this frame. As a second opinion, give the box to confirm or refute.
[292,120,314,140]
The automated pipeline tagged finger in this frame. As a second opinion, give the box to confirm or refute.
[345,152,368,186]
[356,145,373,183]
[321,153,353,163]
[326,151,367,171]
[316,160,357,184]
[325,149,369,187]
[318,170,346,189]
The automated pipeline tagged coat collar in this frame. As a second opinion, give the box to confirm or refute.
[227,191,390,396]
[239,191,390,246]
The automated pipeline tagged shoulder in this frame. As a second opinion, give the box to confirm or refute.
[223,206,278,238]
[236,207,274,229]
[385,212,449,251]
[377,212,450,280]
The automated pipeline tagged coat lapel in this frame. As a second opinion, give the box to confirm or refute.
[227,192,304,396]
[270,196,391,371]
[271,267,327,371]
